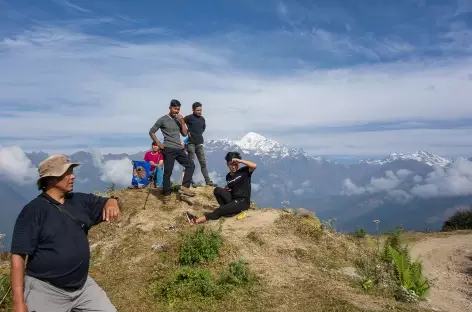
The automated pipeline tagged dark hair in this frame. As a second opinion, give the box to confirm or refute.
[225,151,241,163]
[192,102,202,110]
[38,176,55,191]
[152,141,158,146]
[170,99,181,107]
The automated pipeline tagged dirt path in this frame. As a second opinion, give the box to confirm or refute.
[410,234,472,312]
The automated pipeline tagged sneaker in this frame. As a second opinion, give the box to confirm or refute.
[185,211,197,225]
[206,181,216,186]
[179,186,196,197]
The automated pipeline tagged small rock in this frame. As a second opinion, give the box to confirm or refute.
[339,267,361,280]
[151,243,169,251]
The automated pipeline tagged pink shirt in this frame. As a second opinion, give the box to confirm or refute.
[144,151,163,171]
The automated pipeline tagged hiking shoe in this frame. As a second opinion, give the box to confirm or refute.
[179,186,196,197]
[206,181,216,186]
[185,211,197,225]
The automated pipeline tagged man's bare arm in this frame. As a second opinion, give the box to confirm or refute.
[149,132,163,147]
[178,115,188,136]
[235,159,257,172]
[11,254,26,307]
[149,118,164,149]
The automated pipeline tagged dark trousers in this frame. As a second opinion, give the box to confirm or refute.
[205,187,249,220]
[162,147,195,195]
[187,143,211,183]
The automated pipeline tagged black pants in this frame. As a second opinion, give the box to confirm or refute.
[205,187,250,220]
[162,147,195,195]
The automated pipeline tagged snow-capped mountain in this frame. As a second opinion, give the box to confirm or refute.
[205,132,314,160]
[361,150,452,167]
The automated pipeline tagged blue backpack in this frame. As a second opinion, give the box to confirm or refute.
[131,160,151,187]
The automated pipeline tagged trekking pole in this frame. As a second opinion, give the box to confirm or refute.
[142,186,151,210]
[142,169,155,210]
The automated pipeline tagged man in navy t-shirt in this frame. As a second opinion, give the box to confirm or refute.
[10,154,120,312]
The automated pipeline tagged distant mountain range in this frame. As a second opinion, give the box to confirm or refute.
[1,132,471,249]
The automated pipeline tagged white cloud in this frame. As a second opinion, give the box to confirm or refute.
[0,26,472,156]
[411,159,472,198]
[91,149,132,186]
[278,128,472,157]
[191,169,223,185]
[341,179,366,196]
[0,146,37,184]
[369,170,402,192]
[300,180,311,188]
[293,188,305,196]
[100,158,132,186]
[413,175,423,183]
[251,183,260,192]
[396,169,412,179]
[342,159,472,200]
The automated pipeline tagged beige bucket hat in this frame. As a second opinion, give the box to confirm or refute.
[36,154,80,189]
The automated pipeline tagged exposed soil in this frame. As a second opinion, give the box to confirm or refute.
[410,233,472,312]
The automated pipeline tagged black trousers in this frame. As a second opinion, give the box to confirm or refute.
[205,187,250,220]
[162,147,195,195]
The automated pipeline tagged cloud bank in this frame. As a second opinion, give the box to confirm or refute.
[342,159,472,200]
[0,146,38,184]
[0,30,471,155]
[91,149,132,186]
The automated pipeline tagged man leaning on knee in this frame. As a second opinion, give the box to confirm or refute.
[10,154,120,312]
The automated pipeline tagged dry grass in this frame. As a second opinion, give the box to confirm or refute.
[0,186,438,312]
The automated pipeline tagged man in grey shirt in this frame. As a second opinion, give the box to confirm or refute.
[149,100,196,202]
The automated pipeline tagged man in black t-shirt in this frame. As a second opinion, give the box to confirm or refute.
[186,151,257,224]
[10,154,120,312]
[184,102,215,186]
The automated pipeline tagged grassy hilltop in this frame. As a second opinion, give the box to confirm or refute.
[1,186,460,312]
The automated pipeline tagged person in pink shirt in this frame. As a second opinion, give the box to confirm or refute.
[144,142,164,188]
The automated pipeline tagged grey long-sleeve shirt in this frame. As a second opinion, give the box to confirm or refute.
[149,115,183,149]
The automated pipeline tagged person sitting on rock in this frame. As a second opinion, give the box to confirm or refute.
[10,154,120,312]
[144,141,164,188]
[186,151,257,224]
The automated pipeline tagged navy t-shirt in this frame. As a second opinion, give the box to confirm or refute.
[10,192,108,291]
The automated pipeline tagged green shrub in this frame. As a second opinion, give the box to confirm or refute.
[155,260,257,303]
[179,227,222,266]
[219,259,256,287]
[442,208,472,231]
[351,227,367,239]
[158,266,222,301]
[381,229,402,262]
[381,232,430,301]
[0,274,12,310]
[385,246,430,301]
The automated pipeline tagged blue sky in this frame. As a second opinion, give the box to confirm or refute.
[0,0,472,157]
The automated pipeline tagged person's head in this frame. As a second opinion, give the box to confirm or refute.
[36,155,80,193]
[192,102,202,117]
[225,151,241,173]
[169,99,181,117]
[151,141,159,152]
